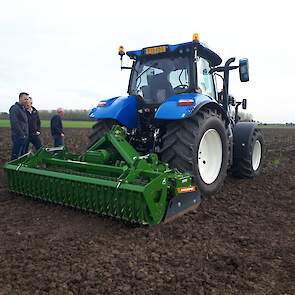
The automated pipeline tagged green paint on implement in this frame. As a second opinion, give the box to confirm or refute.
[3,126,197,225]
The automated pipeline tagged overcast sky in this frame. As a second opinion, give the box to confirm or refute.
[0,0,294,123]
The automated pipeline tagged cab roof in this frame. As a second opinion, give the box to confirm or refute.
[126,41,222,67]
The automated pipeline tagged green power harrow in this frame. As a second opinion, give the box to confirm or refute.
[4,126,201,225]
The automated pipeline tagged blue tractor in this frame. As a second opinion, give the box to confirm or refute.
[89,33,265,196]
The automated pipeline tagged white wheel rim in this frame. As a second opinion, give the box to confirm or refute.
[198,129,223,184]
[252,140,261,171]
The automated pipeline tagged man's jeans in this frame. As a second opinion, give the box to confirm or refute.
[11,137,28,160]
[53,135,64,147]
[26,134,42,152]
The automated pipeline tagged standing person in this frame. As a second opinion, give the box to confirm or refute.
[50,108,65,147]
[9,92,29,160]
[25,97,42,151]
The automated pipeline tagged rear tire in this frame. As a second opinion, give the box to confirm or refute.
[88,119,117,148]
[232,129,264,178]
[160,108,229,196]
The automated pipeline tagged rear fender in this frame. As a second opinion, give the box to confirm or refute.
[89,95,138,128]
[155,93,229,125]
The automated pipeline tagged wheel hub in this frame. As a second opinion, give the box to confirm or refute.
[198,129,223,184]
[252,140,262,171]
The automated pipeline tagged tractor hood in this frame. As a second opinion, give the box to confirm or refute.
[89,92,228,128]
[89,95,138,128]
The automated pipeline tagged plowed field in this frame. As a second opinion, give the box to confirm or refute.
[0,127,294,295]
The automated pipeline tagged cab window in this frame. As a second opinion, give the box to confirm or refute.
[169,69,189,89]
[197,57,215,99]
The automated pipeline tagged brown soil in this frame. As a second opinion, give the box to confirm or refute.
[0,127,294,295]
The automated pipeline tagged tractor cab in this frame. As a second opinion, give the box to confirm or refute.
[122,35,223,106]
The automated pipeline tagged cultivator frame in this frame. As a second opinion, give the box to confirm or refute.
[4,126,201,225]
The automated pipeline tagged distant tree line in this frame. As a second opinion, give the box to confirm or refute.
[238,112,254,122]
[0,112,9,119]
[1,110,256,122]
[0,110,90,121]
[1,110,293,125]
[37,110,90,121]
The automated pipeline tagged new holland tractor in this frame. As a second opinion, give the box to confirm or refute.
[88,33,264,193]
[4,33,264,225]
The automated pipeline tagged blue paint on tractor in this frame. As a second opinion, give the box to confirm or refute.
[155,93,213,120]
[89,92,220,126]
[89,95,138,128]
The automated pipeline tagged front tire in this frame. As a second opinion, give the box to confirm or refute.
[160,108,229,196]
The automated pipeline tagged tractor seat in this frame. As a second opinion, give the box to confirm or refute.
[148,73,173,104]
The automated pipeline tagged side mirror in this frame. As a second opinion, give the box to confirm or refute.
[239,58,249,82]
[242,98,247,109]
[228,94,235,106]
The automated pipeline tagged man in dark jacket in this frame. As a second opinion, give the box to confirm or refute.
[50,108,65,147]
[25,97,42,151]
[9,92,30,160]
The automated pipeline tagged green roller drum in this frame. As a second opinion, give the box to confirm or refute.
[4,126,201,225]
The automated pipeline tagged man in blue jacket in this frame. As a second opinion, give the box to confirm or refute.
[9,92,30,160]
[50,108,65,147]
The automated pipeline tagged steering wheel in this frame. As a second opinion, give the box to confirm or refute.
[174,84,189,93]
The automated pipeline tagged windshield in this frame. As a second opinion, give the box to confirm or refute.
[129,55,192,104]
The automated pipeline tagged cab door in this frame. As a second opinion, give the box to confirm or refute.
[197,57,217,100]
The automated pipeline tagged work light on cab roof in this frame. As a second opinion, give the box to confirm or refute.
[192,32,200,41]
[118,45,125,58]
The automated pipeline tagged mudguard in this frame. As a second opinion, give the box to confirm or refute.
[154,93,229,124]
[232,122,257,161]
[89,95,138,129]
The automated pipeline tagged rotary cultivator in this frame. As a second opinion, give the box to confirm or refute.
[4,126,200,225]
